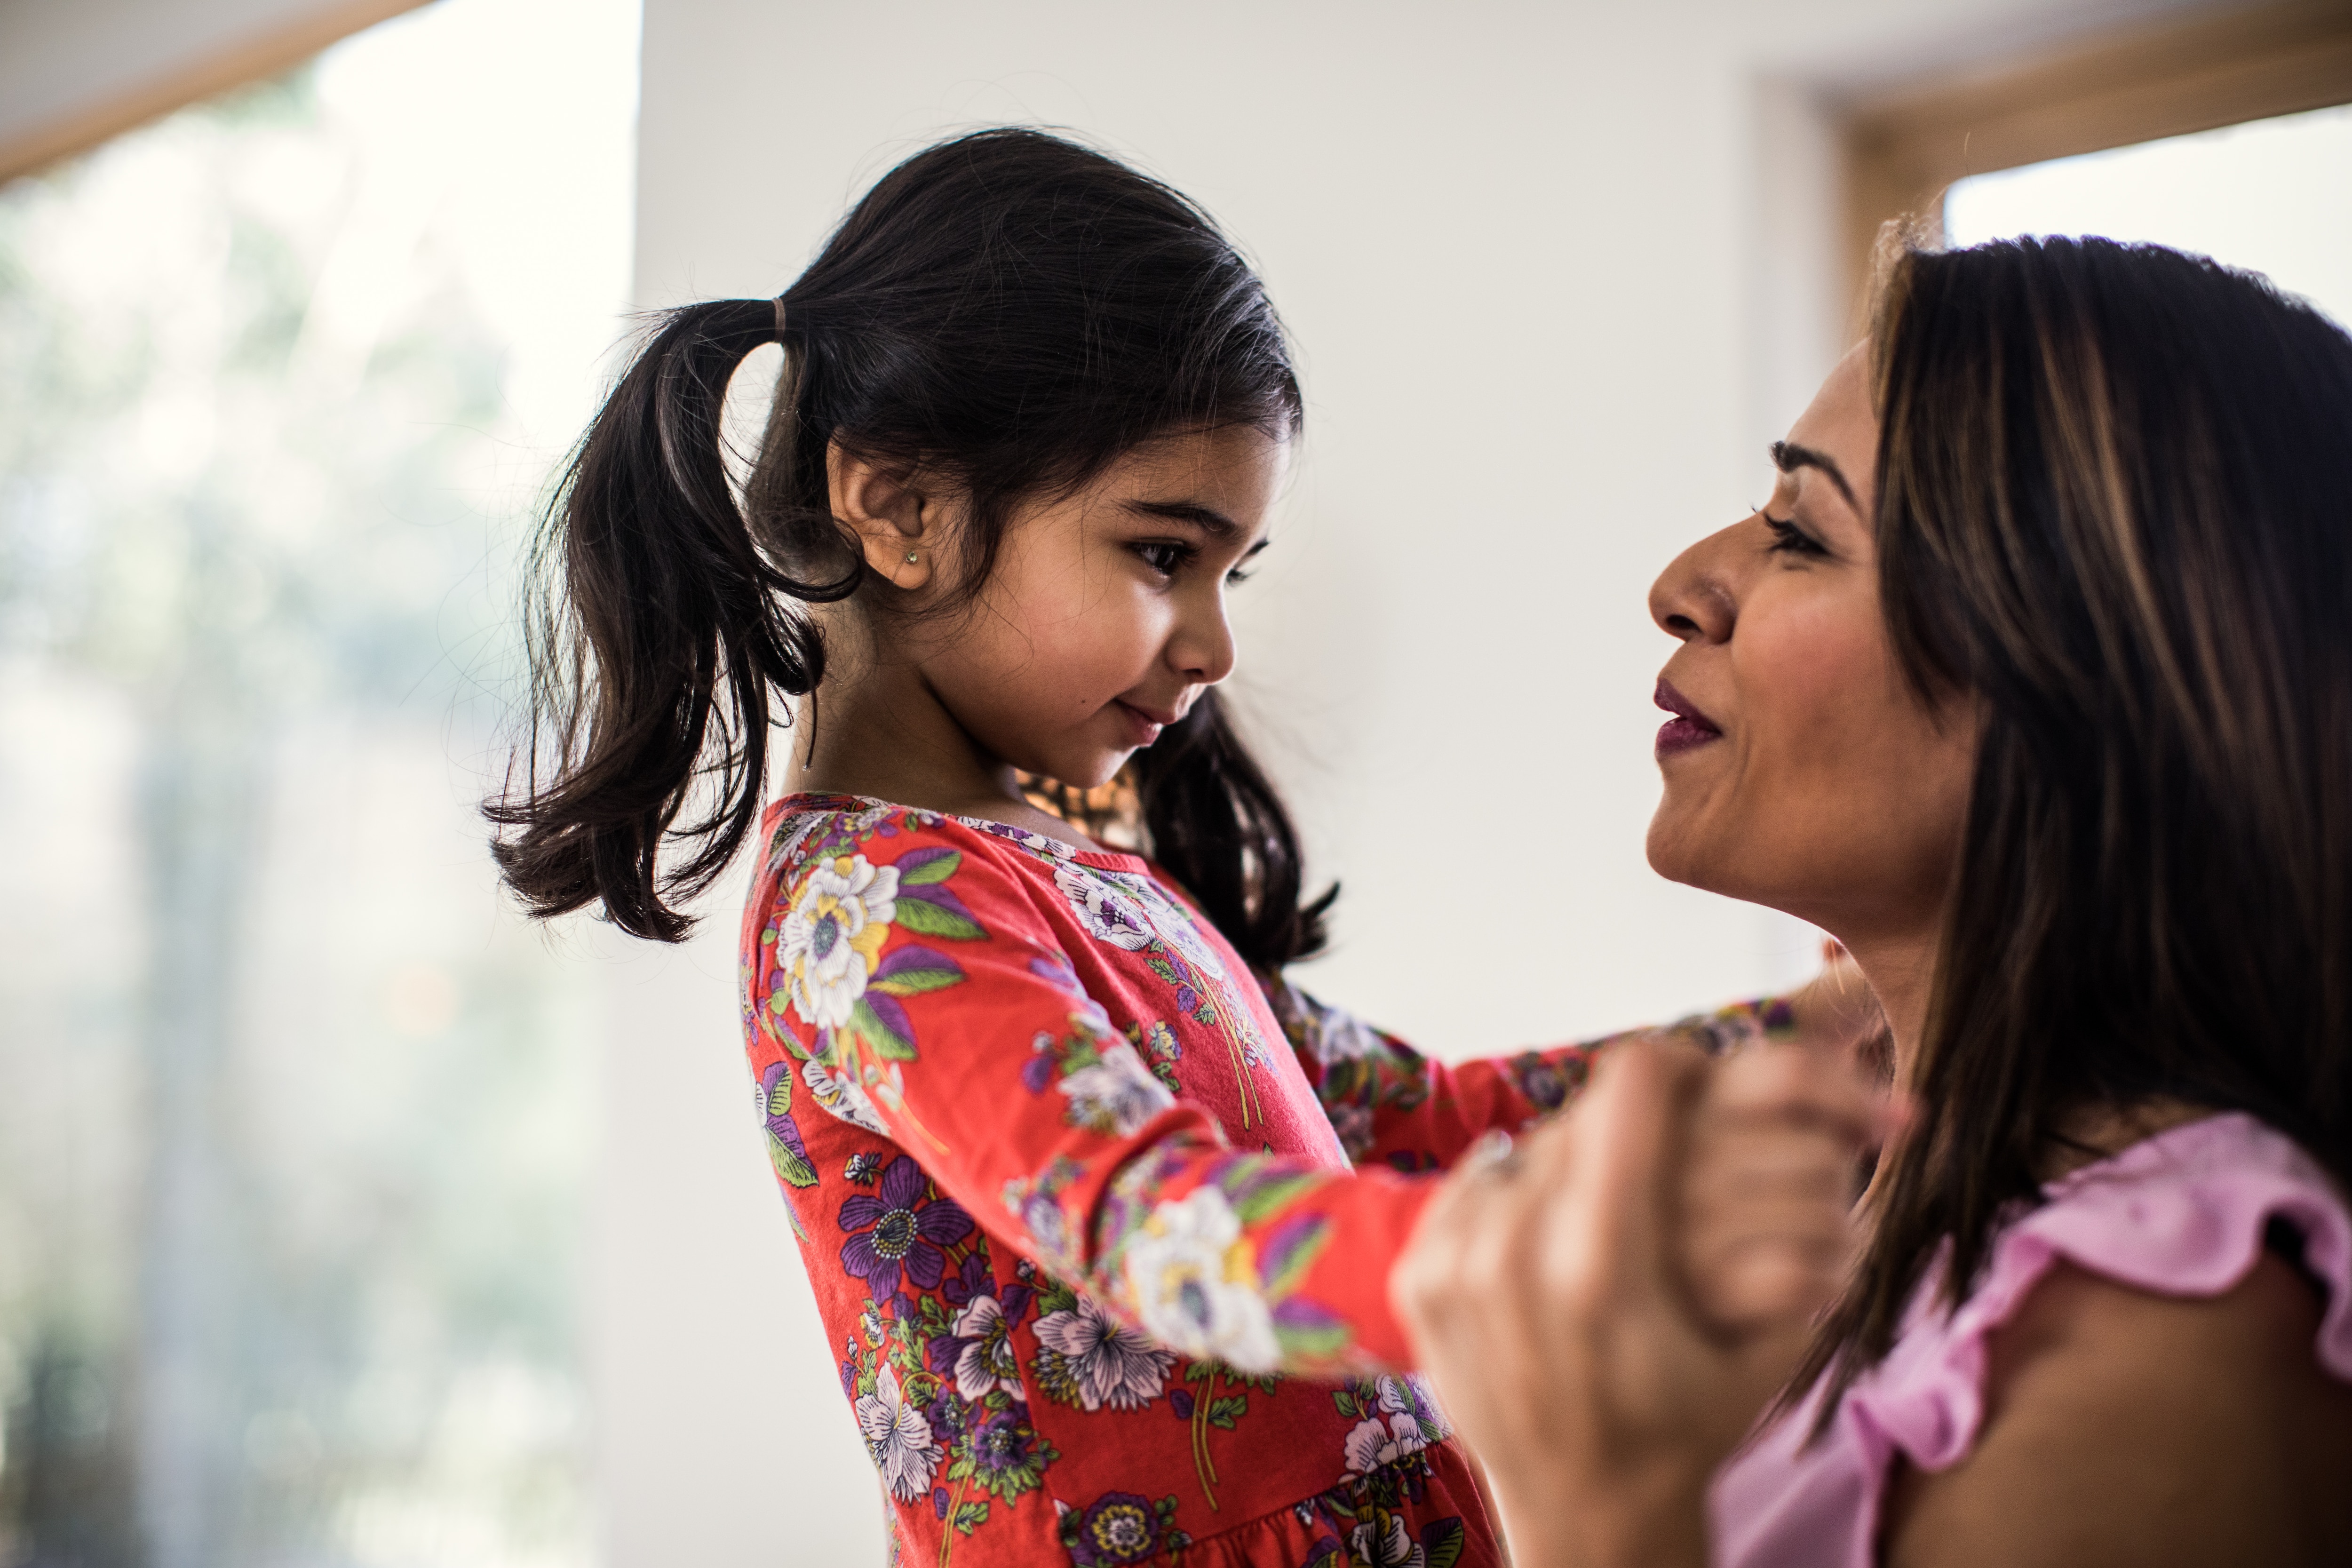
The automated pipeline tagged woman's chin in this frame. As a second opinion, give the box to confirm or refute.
[1645,801,1716,890]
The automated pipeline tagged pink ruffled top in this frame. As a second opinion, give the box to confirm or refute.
[1709,1113,2352,1568]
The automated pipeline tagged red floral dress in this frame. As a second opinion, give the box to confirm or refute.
[739,794,1785,1567]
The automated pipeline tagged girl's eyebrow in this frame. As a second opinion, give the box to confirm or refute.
[1126,499,1241,538]
[1770,439,1859,514]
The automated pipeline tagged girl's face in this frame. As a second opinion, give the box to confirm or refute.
[921,427,1282,789]
[1645,346,1975,940]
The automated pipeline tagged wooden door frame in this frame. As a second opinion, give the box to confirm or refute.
[1838,0,2352,319]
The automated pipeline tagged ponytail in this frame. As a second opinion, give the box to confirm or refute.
[1133,691,1333,970]
[486,298,853,941]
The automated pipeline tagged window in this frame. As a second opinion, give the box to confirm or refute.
[1840,0,2352,317]
[0,2,637,1562]
[1944,103,2352,327]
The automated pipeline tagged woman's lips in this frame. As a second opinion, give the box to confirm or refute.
[1653,677,1723,759]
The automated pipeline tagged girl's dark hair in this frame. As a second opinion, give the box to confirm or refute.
[1802,235,2352,1406]
[487,128,1329,962]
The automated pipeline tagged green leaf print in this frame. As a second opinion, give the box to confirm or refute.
[769,1138,818,1189]
[1205,1394,1248,1431]
[1424,1519,1468,1568]
[767,1072,793,1116]
[1226,1170,1326,1226]
[952,1501,989,1536]
[898,849,961,886]
[869,964,964,996]
[895,897,987,941]
[849,997,919,1061]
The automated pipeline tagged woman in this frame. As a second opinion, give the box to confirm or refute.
[1396,236,2352,1567]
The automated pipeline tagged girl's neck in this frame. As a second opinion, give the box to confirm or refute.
[782,633,1093,847]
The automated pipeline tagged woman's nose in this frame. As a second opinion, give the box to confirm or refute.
[1649,522,1744,645]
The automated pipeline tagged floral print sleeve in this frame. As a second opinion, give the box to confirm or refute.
[750,802,1439,1377]
[1263,975,1796,1173]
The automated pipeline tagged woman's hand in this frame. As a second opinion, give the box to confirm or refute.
[1392,1037,1878,1568]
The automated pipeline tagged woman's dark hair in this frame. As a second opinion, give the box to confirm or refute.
[486,128,1329,962]
[1802,235,2352,1406]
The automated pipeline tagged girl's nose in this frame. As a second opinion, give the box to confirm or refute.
[1649,523,1744,646]
[1168,589,1238,686]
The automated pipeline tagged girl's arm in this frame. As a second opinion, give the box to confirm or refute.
[1261,973,1806,1174]
[750,813,1436,1375]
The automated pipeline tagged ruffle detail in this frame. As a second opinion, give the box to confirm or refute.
[1850,1112,2352,1474]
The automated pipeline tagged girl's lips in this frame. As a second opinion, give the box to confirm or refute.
[1653,677,1723,759]
[1113,700,1167,746]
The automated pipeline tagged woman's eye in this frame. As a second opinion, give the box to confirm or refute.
[1763,513,1828,558]
[1132,541,1192,576]
[1225,564,1254,586]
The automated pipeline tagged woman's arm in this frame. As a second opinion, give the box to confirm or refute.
[1883,1253,2352,1568]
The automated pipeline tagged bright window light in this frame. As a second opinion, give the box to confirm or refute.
[1944,103,2352,329]
[0,2,637,1563]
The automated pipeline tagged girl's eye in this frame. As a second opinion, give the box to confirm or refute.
[1763,513,1829,558]
[1131,541,1192,576]
[1225,564,1254,586]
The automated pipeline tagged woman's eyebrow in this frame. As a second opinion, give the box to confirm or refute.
[1770,440,1859,514]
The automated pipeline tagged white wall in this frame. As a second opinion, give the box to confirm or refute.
[606,1,2209,1562]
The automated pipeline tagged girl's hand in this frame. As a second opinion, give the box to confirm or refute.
[1392,1037,1878,1568]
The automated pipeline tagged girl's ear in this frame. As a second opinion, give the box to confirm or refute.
[827,438,937,590]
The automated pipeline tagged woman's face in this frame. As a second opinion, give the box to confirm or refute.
[1645,345,1975,941]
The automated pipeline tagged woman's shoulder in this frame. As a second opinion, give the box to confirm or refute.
[1872,1114,2352,1565]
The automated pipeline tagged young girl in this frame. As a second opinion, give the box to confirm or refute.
[491,128,1820,1567]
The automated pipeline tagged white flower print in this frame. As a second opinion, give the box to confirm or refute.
[855,1364,938,1501]
[1120,1185,1281,1373]
[1390,1373,1452,1441]
[802,1056,890,1134]
[1057,1042,1175,1137]
[1052,862,1153,951]
[1022,1194,1076,1275]
[779,855,900,1030]
[1350,1513,1426,1568]
[1030,1294,1176,1411]
[1306,1005,1386,1065]
[1342,1411,1427,1476]
[950,1294,1027,1401]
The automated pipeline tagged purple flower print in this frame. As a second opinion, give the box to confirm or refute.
[1029,952,1085,997]
[928,1261,1035,1402]
[966,1408,1034,1481]
[838,1155,974,1297]
[940,1250,993,1308]
[925,1389,972,1447]
[1060,1491,1162,1567]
